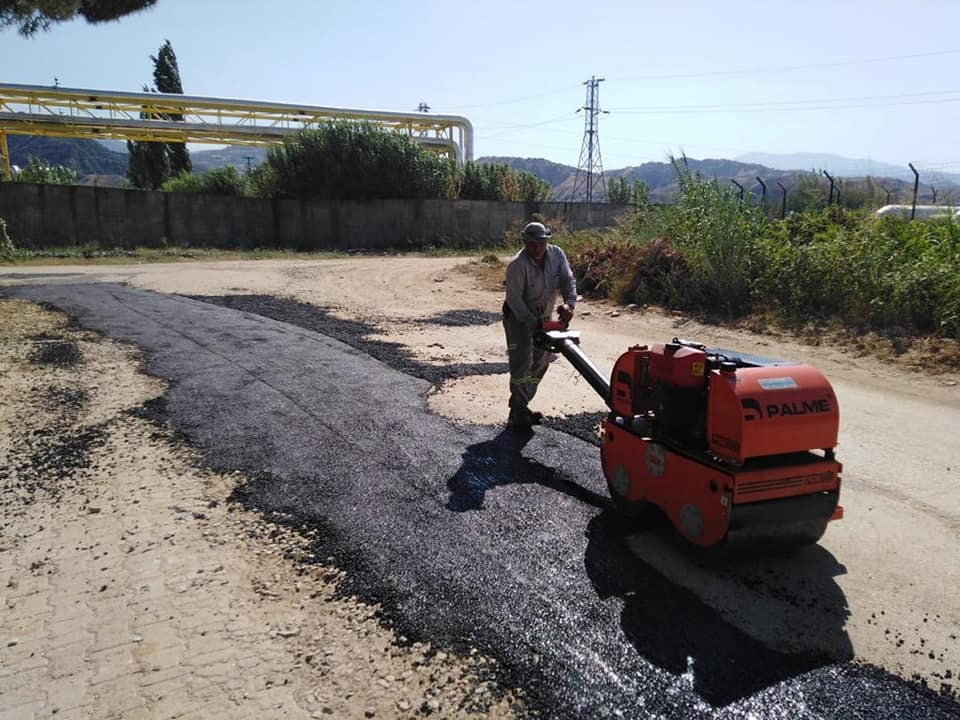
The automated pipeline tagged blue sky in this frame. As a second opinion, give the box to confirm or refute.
[2,0,959,174]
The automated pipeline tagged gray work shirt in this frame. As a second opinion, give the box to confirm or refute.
[504,244,577,329]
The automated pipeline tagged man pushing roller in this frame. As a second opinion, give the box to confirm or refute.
[502,221,577,431]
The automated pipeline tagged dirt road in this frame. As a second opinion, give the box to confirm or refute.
[2,257,959,716]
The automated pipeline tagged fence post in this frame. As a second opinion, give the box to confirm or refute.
[879,182,892,206]
[908,162,919,220]
[822,170,836,206]
[756,176,767,215]
[730,179,744,208]
[777,182,787,219]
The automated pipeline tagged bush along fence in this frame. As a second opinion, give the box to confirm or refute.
[0,182,625,251]
[560,168,960,342]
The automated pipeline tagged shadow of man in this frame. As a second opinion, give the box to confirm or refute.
[446,429,608,512]
[584,509,854,708]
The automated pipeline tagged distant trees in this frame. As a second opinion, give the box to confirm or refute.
[127,39,190,189]
[606,176,650,206]
[249,125,554,203]
[256,123,459,201]
[0,0,157,36]
[15,156,78,184]
[459,162,551,202]
[162,166,248,196]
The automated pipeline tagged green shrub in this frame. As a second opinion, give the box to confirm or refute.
[755,211,960,336]
[258,122,459,201]
[0,218,14,260]
[606,177,651,206]
[162,166,249,195]
[460,162,509,201]
[514,170,552,202]
[458,162,551,202]
[15,156,77,185]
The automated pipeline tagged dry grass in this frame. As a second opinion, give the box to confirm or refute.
[738,311,960,373]
[456,254,507,292]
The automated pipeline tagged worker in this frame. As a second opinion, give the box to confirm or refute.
[502,220,577,431]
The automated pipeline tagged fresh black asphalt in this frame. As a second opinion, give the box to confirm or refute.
[5,283,958,720]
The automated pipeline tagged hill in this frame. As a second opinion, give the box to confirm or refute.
[484,155,788,202]
[480,155,956,204]
[8,136,127,175]
[189,146,268,172]
[5,136,267,177]
[475,156,576,188]
[735,152,960,185]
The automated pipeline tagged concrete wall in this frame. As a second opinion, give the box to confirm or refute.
[0,183,626,250]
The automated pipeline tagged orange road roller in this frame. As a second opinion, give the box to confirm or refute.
[537,327,843,550]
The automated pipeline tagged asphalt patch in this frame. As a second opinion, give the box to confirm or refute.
[542,411,605,446]
[43,385,89,414]
[419,309,503,327]
[188,294,508,385]
[1,421,108,513]
[28,335,83,367]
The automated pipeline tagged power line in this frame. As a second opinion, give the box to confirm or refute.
[481,111,580,139]
[432,50,960,118]
[607,95,960,116]
[445,83,583,110]
[607,88,960,112]
[607,48,960,83]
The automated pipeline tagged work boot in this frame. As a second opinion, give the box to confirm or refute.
[507,408,533,431]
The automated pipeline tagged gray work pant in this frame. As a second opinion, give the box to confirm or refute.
[503,310,551,412]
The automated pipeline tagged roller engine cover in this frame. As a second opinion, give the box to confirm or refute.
[708,364,839,464]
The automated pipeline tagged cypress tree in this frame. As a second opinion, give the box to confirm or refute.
[151,39,191,177]
[127,41,190,188]
[127,85,170,189]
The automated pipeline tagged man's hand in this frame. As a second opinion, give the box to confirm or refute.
[557,304,574,323]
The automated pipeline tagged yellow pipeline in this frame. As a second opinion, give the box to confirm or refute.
[0,82,474,175]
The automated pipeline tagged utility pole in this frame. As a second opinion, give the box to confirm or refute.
[570,76,608,203]
[243,155,253,174]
